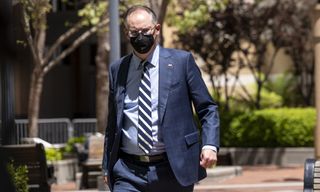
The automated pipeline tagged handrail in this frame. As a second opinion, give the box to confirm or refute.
[15,118,98,144]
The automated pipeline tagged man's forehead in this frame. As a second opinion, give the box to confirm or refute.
[127,10,153,22]
[128,9,150,17]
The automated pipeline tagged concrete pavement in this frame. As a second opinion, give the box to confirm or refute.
[194,165,304,192]
[52,165,304,192]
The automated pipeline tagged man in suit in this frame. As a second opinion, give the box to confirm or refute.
[102,5,220,192]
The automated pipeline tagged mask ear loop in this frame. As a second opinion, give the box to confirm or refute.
[155,24,161,31]
[152,24,160,38]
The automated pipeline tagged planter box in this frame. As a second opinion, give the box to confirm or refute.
[220,147,314,166]
[48,159,78,184]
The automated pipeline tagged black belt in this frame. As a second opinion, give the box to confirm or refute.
[120,151,167,163]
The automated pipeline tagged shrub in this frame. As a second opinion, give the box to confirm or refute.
[259,88,283,109]
[7,161,29,192]
[45,136,85,161]
[221,108,315,147]
[63,136,85,154]
[219,110,243,147]
[217,84,283,113]
[45,148,62,161]
[265,74,302,107]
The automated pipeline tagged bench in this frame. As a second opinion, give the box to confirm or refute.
[304,158,320,192]
[80,134,104,189]
[0,143,55,192]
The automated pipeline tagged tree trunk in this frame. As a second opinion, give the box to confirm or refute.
[223,70,230,111]
[255,80,262,109]
[22,1,109,138]
[147,0,170,45]
[95,13,109,133]
[27,67,44,137]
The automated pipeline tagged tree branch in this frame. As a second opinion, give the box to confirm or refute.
[237,78,255,104]
[43,18,109,74]
[158,0,169,25]
[43,21,83,66]
[241,48,259,83]
[21,8,40,66]
[263,47,279,83]
[229,69,240,96]
[36,16,47,64]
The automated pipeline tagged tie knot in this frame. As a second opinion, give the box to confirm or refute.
[141,61,151,69]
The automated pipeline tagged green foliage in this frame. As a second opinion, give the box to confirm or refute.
[19,0,52,30]
[259,88,283,108]
[167,0,212,33]
[63,136,85,153]
[45,136,85,161]
[265,74,302,106]
[221,108,315,147]
[168,0,316,109]
[217,82,283,112]
[20,0,108,30]
[78,2,108,26]
[16,40,27,47]
[219,109,243,147]
[45,148,62,161]
[167,0,233,33]
[7,161,29,192]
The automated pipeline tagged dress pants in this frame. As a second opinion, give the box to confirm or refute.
[112,158,194,192]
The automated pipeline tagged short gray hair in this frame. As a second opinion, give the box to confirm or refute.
[124,5,158,28]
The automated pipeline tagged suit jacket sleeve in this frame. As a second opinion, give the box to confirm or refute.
[186,53,220,149]
[102,64,116,174]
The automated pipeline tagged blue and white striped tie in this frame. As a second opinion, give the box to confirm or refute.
[138,61,153,154]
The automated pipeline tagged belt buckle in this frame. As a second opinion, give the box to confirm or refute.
[139,155,150,162]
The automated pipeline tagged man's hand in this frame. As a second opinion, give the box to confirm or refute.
[200,149,217,168]
[103,176,108,184]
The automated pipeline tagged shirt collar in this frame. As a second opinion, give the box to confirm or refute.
[132,45,159,70]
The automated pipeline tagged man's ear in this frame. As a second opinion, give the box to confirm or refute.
[125,31,130,40]
[155,24,161,31]
[155,24,161,36]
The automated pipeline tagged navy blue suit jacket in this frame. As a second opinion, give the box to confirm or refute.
[102,47,220,188]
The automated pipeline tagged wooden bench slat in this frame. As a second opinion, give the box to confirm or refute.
[315,161,320,166]
[314,184,320,189]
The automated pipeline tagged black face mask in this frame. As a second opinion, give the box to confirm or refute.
[130,33,155,54]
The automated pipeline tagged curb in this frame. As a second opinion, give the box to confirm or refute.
[206,166,243,180]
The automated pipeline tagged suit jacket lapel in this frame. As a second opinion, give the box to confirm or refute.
[159,48,173,124]
[116,54,132,129]
[115,49,173,126]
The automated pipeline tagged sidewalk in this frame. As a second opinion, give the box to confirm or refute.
[52,165,304,192]
[195,165,304,192]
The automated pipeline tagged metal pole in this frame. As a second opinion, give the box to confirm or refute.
[314,4,320,160]
[0,64,16,145]
[0,0,16,145]
[109,0,121,63]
